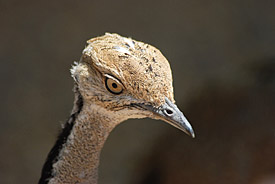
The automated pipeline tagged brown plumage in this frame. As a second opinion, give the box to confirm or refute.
[39,33,194,184]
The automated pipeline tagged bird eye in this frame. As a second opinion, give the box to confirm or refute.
[105,76,123,94]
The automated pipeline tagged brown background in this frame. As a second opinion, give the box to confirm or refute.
[1,0,275,184]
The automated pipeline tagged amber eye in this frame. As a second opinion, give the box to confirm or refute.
[105,76,123,94]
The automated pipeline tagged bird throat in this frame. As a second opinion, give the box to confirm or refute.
[39,86,117,184]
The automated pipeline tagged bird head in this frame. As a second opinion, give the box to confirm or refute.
[71,33,194,137]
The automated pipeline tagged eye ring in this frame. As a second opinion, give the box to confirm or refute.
[105,76,123,95]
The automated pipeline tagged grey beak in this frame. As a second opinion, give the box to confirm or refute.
[141,98,195,138]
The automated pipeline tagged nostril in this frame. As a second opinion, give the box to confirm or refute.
[164,109,174,116]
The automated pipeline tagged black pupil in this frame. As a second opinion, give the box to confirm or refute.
[112,83,117,88]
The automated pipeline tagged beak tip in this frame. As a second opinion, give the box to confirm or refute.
[191,131,195,138]
[186,127,195,138]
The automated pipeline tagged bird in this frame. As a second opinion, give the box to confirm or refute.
[39,33,195,184]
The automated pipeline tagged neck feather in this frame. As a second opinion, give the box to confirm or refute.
[39,86,117,184]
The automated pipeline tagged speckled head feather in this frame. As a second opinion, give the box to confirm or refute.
[70,33,194,137]
[79,33,174,107]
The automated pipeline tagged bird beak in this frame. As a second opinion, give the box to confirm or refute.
[141,98,195,138]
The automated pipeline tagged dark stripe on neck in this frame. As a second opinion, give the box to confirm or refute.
[39,86,83,184]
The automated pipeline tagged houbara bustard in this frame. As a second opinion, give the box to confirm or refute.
[39,33,195,184]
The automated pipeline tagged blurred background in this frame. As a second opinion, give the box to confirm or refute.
[1,0,275,183]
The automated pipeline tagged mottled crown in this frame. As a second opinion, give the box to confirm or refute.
[80,33,174,106]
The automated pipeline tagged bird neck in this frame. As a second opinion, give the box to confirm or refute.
[39,86,118,184]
